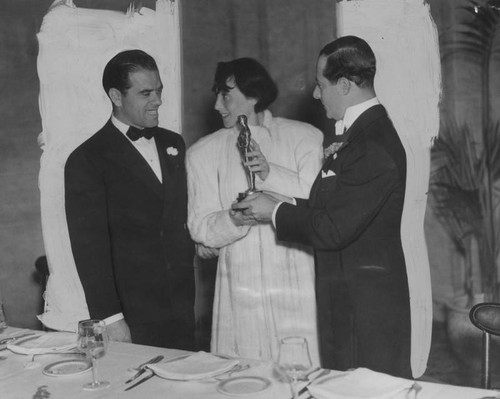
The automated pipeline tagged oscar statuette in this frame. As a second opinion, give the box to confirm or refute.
[236,115,260,201]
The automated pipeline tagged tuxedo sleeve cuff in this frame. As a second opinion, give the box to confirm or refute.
[104,313,124,326]
[271,202,282,228]
[272,198,296,228]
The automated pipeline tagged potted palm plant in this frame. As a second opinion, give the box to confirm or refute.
[429,0,500,366]
[429,121,500,304]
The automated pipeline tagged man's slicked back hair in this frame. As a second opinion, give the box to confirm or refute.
[102,49,159,96]
[319,36,376,88]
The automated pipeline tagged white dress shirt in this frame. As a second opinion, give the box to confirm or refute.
[111,115,162,183]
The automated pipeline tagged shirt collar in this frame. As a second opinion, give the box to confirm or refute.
[259,109,273,129]
[342,97,380,131]
[111,114,130,136]
[245,109,272,129]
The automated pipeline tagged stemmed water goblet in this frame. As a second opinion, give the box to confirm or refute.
[278,336,313,399]
[77,319,110,391]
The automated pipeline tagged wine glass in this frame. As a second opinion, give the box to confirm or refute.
[77,319,110,391]
[278,336,313,399]
[0,301,7,332]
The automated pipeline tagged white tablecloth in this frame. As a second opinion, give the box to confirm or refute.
[0,327,498,399]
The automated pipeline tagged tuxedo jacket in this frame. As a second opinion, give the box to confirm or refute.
[65,120,195,330]
[275,105,411,376]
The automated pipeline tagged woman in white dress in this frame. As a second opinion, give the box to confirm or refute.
[187,58,322,365]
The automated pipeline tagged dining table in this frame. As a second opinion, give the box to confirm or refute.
[0,326,499,399]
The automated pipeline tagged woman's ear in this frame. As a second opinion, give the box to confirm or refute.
[250,97,260,114]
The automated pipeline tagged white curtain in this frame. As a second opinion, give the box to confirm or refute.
[37,0,182,332]
[337,0,440,378]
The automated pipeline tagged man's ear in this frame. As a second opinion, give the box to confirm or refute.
[109,88,122,108]
[338,77,352,95]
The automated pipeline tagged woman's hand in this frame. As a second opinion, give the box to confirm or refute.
[244,140,270,181]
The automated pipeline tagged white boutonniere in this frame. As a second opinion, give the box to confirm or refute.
[323,142,345,160]
[166,147,178,156]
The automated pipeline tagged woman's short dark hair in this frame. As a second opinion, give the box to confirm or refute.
[102,49,159,96]
[319,36,376,88]
[212,57,278,113]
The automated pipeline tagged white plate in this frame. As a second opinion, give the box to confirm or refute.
[308,368,413,399]
[217,376,272,396]
[7,332,77,355]
[148,352,239,381]
[42,359,91,377]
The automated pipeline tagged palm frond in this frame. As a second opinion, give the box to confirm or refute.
[430,119,500,299]
[435,0,500,301]
[441,2,500,61]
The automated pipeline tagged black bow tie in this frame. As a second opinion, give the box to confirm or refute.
[126,126,157,141]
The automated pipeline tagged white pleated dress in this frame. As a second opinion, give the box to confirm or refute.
[187,110,323,365]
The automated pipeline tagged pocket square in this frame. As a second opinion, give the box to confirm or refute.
[321,169,336,178]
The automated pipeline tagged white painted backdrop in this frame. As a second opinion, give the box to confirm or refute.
[337,0,441,377]
[37,0,181,332]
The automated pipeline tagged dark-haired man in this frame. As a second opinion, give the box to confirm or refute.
[233,37,412,377]
[65,50,195,349]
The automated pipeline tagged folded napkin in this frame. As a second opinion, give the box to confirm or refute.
[416,380,500,399]
[308,368,415,399]
[148,351,239,380]
[7,332,77,355]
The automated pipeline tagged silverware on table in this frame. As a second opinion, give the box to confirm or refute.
[297,368,331,397]
[125,370,155,391]
[214,363,251,380]
[302,367,320,381]
[29,349,85,362]
[406,382,422,399]
[125,355,164,384]
[0,332,37,346]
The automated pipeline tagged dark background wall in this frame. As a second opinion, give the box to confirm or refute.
[181,0,334,146]
[0,0,473,331]
[0,0,334,329]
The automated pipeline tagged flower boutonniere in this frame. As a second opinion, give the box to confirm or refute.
[323,141,345,160]
[166,146,178,156]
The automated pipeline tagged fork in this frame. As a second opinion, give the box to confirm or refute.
[131,355,164,371]
[126,355,164,383]
[297,369,331,397]
[406,382,422,399]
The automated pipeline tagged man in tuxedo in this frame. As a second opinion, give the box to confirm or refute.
[65,50,195,349]
[233,36,412,377]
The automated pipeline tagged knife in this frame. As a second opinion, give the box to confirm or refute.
[125,355,164,384]
[124,370,155,391]
[0,332,37,346]
[0,332,39,351]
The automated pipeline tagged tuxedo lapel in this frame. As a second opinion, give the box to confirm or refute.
[101,121,164,199]
[155,134,177,199]
[312,105,388,205]
[320,105,388,173]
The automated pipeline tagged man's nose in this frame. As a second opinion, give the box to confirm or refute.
[151,91,162,105]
